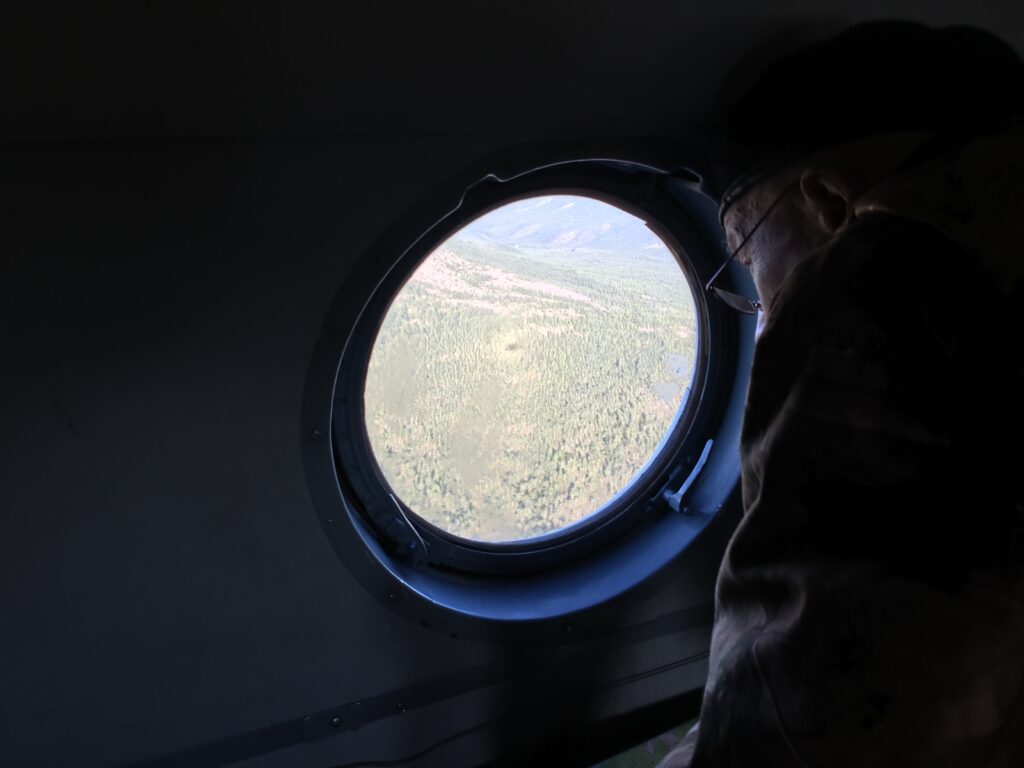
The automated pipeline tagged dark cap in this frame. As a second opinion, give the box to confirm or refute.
[718,21,1024,220]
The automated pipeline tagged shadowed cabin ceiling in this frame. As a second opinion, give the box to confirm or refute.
[2,1,1022,142]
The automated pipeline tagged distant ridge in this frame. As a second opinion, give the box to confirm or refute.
[460,194,665,253]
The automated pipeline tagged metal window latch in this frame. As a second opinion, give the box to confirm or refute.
[386,494,429,569]
[661,439,713,514]
[364,493,428,569]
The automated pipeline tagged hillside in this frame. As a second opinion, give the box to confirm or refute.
[364,196,698,542]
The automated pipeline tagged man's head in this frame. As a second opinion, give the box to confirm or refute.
[716,21,1024,321]
[721,132,932,317]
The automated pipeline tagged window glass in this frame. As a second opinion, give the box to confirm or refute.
[364,195,698,542]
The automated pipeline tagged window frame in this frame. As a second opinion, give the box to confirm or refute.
[337,172,711,574]
[302,142,756,633]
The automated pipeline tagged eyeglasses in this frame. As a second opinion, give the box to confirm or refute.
[705,180,800,314]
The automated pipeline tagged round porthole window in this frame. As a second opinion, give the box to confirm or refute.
[304,149,755,629]
[363,195,699,544]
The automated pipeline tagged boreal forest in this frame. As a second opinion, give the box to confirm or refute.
[364,195,698,542]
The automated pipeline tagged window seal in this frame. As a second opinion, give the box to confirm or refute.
[334,169,713,573]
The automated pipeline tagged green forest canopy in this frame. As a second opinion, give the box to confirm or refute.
[364,195,698,542]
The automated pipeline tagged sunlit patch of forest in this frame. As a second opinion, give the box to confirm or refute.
[364,197,698,542]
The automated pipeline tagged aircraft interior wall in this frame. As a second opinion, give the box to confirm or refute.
[2,3,1022,767]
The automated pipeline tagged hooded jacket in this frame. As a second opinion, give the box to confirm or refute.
[661,120,1024,767]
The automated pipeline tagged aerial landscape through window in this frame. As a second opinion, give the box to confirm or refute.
[364,195,698,542]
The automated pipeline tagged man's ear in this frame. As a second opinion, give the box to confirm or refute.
[799,168,854,237]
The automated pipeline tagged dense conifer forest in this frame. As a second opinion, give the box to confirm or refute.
[364,196,698,542]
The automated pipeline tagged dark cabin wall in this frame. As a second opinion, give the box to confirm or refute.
[2,3,1022,767]
[1,135,728,768]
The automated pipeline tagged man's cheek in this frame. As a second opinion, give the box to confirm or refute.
[750,258,779,300]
